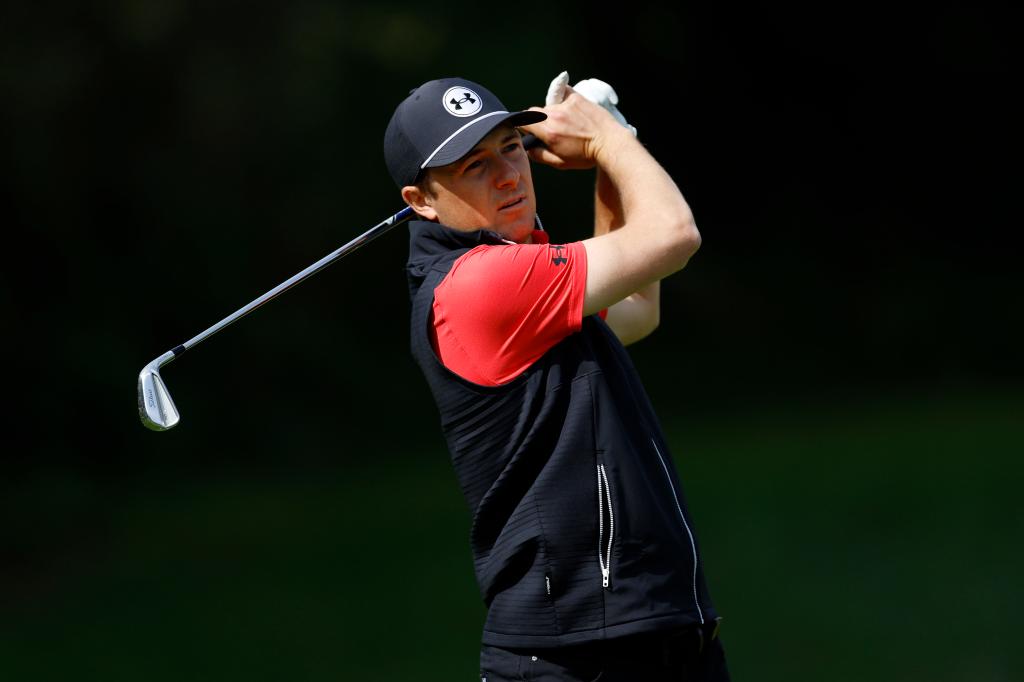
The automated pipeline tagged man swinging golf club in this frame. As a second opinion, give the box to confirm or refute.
[391,72,729,681]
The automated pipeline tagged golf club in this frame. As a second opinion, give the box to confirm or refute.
[138,206,415,431]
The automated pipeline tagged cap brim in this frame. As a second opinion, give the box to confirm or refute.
[422,110,547,170]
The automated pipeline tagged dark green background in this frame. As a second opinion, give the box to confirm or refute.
[3,1,1021,680]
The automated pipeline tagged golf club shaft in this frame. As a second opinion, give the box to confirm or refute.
[160,206,415,368]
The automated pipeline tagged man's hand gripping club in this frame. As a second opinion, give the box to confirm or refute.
[520,79,636,171]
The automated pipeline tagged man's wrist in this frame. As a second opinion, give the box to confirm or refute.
[592,124,640,170]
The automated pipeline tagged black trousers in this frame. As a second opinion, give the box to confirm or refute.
[480,623,731,682]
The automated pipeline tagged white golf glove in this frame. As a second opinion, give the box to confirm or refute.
[545,70,637,137]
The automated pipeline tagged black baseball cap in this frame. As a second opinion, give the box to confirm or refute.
[384,77,546,188]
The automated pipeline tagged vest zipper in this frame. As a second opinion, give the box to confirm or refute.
[651,438,704,624]
[597,463,614,589]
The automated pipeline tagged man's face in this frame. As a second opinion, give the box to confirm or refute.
[405,125,537,244]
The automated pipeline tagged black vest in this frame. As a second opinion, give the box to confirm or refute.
[406,220,717,648]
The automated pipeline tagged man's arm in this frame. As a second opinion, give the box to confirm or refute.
[523,89,700,322]
[593,167,660,346]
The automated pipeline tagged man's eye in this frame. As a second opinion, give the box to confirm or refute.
[464,160,483,172]
[503,142,522,153]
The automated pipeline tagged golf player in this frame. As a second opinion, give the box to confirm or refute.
[387,75,729,681]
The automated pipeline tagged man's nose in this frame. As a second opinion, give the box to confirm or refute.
[494,158,520,188]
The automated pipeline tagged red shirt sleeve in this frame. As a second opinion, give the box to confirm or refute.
[431,230,588,385]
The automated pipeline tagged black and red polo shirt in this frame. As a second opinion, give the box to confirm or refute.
[406,219,717,648]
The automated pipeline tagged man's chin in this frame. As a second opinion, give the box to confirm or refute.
[493,213,536,242]
[500,224,536,243]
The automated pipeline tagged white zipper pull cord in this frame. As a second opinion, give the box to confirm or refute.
[597,464,614,589]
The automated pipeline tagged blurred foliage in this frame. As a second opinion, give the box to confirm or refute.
[3,395,1022,680]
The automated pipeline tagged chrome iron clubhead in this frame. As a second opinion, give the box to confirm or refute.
[138,351,180,430]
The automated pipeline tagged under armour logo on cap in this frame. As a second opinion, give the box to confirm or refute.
[443,86,482,117]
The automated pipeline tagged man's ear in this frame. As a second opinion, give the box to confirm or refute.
[401,184,438,221]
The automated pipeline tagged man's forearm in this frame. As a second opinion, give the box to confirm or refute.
[595,167,660,343]
[594,166,623,237]
[593,127,696,257]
